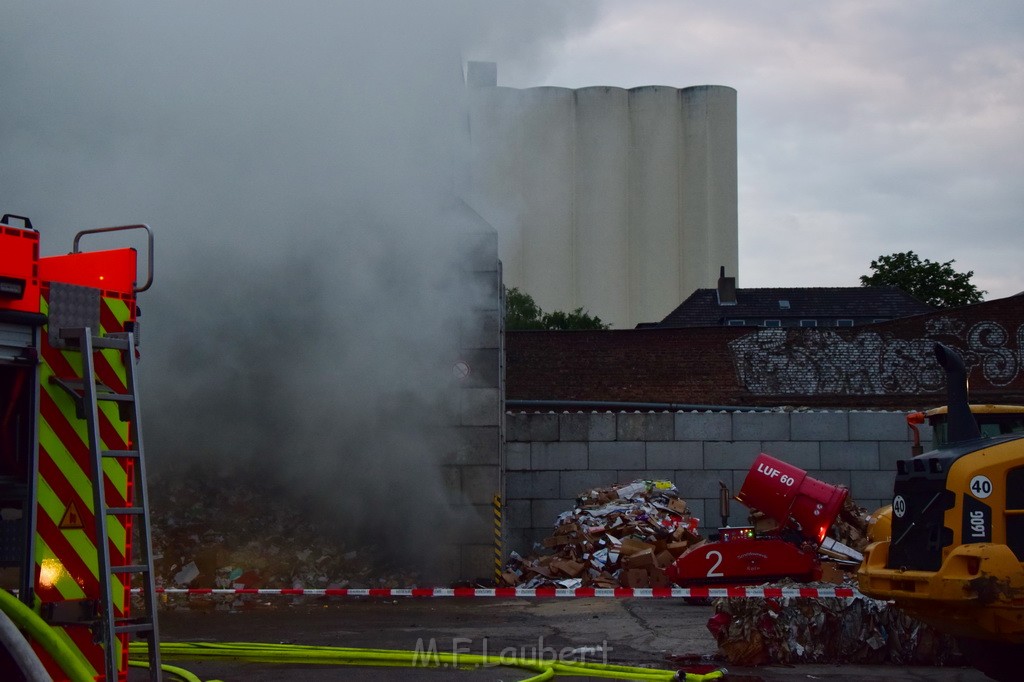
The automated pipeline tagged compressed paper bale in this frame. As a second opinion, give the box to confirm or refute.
[709,585,963,666]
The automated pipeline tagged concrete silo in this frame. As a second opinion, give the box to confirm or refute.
[466,62,738,329]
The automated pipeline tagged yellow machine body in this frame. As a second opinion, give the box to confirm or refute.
[858,435,1024,641]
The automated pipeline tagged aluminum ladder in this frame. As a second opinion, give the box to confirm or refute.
[55,327,162,681]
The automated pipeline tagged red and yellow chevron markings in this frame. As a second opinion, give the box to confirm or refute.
[34,290,137,680]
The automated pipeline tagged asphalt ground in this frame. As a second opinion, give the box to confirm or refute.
[129,597,994,681]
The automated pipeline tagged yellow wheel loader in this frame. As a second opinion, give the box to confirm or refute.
[858,343,1024,682]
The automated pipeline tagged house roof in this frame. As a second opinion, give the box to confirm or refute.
[655,286,933,328]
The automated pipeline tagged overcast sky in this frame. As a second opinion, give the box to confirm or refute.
[488,1,1024,300]
[5,2,1020,299]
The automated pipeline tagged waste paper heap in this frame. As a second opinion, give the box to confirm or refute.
[502,480,703,588]
[708,582,961,666]
[827,498,872,552]
[148,473,417,600]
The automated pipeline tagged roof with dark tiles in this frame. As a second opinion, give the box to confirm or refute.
[655,286,934,328]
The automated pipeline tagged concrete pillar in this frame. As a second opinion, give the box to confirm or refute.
[680,85,739,294]
[467,85,525,287]
[517,88,576,315]
[574,86,630,327]
[628,86,683,325]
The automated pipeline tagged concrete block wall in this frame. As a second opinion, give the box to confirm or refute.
[443,230,503,580]
[504,410,932,555]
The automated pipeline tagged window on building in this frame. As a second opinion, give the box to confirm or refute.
[799,320,817,328]
[778,300,791,310]
[726,319,746,326]
[764,319,781,327]
[872,318,887,323]
[836,319,854,327]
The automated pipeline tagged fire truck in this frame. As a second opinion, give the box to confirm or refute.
[0,214,160,680]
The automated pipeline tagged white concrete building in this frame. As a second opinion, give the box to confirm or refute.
[465,62,738,329]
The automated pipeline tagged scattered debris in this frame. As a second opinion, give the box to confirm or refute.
[501,480,703,588]
[709,581,963,666]
[147,473,417,606]
[171,561,200,586]
[827,497,872,553]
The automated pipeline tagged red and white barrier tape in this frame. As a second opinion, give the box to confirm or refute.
[143,586,862,599]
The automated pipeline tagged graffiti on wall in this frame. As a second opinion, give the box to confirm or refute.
[729,319,1024,395]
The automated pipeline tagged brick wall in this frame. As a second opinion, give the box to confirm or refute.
[503,409,930,556]
[507,295,1024,410]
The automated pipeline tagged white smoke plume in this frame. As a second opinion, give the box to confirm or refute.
[0,1,598,574]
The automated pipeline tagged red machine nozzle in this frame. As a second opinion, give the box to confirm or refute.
[737,453,848,544]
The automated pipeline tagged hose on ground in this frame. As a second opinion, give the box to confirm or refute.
[0,589,94,682]
[130,640,724,680]
[128,657,210,682]
[0,601,50,682]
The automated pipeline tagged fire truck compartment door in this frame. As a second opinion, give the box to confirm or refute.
[0,318,40,362]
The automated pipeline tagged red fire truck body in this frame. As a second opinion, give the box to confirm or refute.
[0,215,159,680]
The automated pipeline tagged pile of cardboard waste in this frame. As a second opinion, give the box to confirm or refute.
[147,472,418,602]
[708,580,961,666]
[827,497,874,552]
[501,480,702,588]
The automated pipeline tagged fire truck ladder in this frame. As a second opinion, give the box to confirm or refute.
[53,327,162,681]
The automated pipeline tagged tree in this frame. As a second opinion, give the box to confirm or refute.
[505,287,547,330]
[860,251,985,308]
[504,287,608,330]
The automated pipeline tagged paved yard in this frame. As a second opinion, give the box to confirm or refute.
[143,597,990,681]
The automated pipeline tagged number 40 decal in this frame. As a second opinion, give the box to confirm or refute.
[970,475,993,499]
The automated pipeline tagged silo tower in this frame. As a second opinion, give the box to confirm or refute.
[466,61,738,329]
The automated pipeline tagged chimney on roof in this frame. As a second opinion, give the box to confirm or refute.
[717,266,737,306]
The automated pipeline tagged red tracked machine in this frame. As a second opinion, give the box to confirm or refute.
[665,453,848,585]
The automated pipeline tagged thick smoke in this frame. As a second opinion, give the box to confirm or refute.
[0,2,597,573]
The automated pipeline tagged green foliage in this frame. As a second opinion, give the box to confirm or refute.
[541,307,608,330]
[505,287,546,330]
[860,251,986,308]
[504,287,608,330]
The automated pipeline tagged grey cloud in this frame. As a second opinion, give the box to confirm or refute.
[526,1,1023,296]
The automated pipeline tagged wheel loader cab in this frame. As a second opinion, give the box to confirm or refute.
[922,405,1024,450]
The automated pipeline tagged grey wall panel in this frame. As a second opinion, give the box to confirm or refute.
[504,410,910,554]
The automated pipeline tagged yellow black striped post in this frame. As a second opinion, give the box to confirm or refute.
[493,493,503,584]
